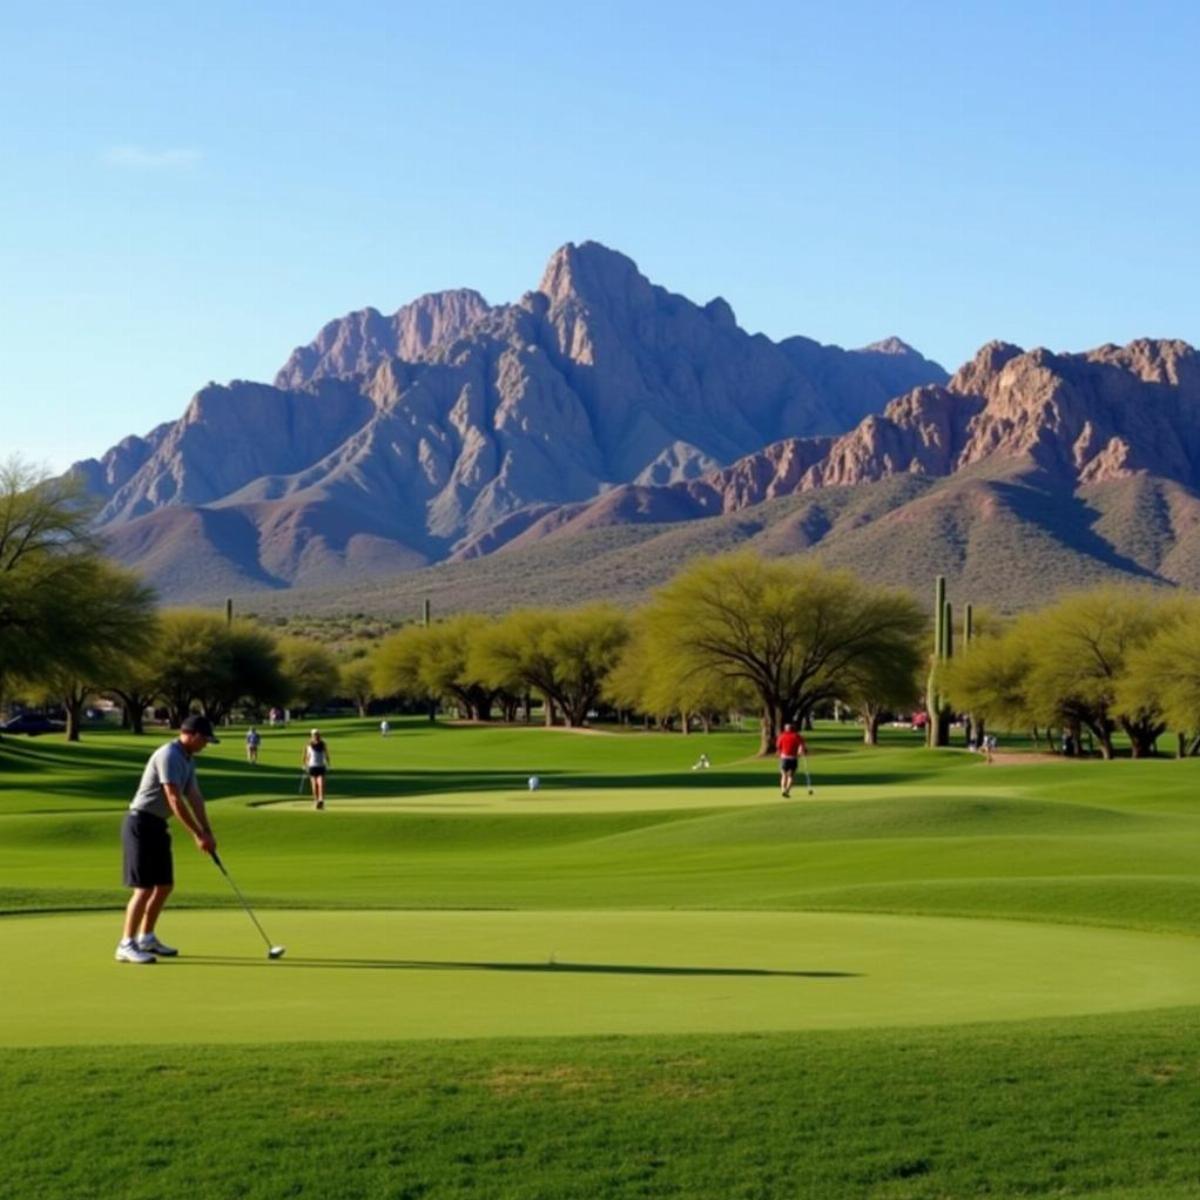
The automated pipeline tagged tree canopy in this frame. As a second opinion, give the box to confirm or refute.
[470,606,630,727]
[639,553,927,754]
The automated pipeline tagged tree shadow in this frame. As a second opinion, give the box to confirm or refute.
[171,955,859,978]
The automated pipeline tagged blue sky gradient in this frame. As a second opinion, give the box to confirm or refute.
[2,0,1197,471]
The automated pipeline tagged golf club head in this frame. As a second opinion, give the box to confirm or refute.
[268,946,286,959]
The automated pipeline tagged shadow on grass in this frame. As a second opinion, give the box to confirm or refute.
[172,955,858,978]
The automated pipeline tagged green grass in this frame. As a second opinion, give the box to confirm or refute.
[4,1014,1200,1200]
[4,717,1200,1197]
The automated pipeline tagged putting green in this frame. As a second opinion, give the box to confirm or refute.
[4,910,1200,1046]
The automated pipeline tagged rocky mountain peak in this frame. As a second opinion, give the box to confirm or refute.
[949,339,1025,396]
[861,336,919,356]
[537,241,651,311]
[275,288,493,388]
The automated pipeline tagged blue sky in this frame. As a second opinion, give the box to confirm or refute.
[2,0,1197,472]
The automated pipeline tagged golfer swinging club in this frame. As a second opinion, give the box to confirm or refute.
[777,722,807,798]
[115,714,219,963]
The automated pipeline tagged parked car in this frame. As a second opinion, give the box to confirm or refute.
[0,713,66,736]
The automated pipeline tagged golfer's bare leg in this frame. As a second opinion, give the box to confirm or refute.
[122,888,153,941]
[140,884,173,936]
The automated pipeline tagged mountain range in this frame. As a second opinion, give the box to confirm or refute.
[73,242,1200,611]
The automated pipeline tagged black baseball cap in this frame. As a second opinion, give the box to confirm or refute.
[180,714,221,742]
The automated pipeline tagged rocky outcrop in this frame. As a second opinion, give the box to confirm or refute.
[274,289,494,388]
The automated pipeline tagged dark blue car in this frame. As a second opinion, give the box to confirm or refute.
[0,713,66,735]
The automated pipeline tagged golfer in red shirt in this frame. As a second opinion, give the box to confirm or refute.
[777,723,806,797]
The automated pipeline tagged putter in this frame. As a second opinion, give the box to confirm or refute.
[209,851,286,959]
[297,771,308,795]
[802,754,814,796]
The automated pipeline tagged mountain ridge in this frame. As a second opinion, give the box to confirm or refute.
[74,241,948,592]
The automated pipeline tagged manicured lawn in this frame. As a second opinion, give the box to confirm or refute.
[2,717,1200,1197]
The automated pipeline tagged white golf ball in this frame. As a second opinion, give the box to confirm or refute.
[528,775,540,791]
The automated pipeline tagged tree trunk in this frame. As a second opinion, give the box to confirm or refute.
[680,711,690,736]
[1122,719,1164,759]
[758,704,779,757]
[863,712,880,746]
[926,707,951,748]
[544,696,557,727]
[936,709,951,747]
[64,695,84,742]
[700,714,712,734]
[110,690,150,734]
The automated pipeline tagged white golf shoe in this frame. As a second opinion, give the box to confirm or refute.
[115,939,156,964]
[136,933,178,957]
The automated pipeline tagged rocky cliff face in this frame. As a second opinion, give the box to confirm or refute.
[707,338,1200,506]
[491,338,1200,557]
[75,241,947,593]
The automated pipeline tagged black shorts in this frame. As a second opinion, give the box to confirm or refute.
[780,757,798,772]
[122,810,173,888]
[307,765,327,778]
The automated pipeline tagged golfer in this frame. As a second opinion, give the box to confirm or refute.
[776,723,807,798]
[245,726,261,764]
[303,728,331,810]
[116,714,219,963]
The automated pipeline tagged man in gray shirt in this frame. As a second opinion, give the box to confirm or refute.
[116,714,220,963]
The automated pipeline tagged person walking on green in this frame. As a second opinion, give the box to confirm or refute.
[116,714,219,963]
[776,723,807,798]
[303,728,331,810]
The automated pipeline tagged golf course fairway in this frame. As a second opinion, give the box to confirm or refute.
[8,720,1200,1198]
[5,907,1200,1045]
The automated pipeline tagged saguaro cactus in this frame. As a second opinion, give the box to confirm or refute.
[962,603,979,747]
[926,576,952,747]
[926,580,976,747]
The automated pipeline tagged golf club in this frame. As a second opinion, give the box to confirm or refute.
[802,753,814,796]
[297,770,308,795]
[209,851,286,959]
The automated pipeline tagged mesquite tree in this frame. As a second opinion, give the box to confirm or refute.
[640,553,926,756]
